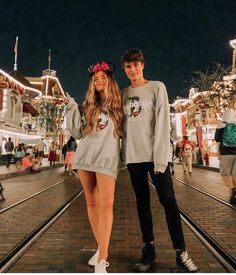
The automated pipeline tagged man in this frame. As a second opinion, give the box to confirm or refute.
[36,138,46,165]
[5,137,14,167]
[181,136,194,174]
[121,49,198,272]
[215,108,236,205]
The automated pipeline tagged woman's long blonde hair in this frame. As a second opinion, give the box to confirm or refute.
[83,73,122,136]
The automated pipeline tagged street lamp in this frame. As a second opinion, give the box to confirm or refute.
[230,39,236,74]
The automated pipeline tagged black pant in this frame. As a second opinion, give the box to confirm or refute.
[6,154,12,166]
[127,162,185,250]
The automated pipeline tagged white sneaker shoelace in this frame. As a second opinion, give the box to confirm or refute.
[180,251,198,272]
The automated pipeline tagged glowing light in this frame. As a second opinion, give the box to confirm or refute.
[0,129,42,139]
[0,69,42,96]
[41,75,66,97]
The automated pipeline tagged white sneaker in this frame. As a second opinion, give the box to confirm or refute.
[88,250,99,266]
[95,260,109,273]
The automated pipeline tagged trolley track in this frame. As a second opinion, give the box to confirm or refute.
[0,179,65,214]
[0,167,69,211]
[174,177,236,210]
[149,178,236,272]
[0,176,81,261]
[0,188,84,273]
[1,166,235,272]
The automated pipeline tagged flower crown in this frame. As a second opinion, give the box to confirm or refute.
[87,61,115,76]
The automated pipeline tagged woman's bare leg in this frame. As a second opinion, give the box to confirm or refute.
[95,172,116,261]
[78,170,99,245]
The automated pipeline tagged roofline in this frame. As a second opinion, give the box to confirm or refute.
[0,68,42,96]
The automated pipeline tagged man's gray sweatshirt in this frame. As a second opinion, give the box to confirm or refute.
[122,81,172,173]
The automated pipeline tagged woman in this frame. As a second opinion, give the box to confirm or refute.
[15,143,25,167]
[48,141,57,166]
[64,136,77,175]
[66,61,122,273]
[215,108,236,205]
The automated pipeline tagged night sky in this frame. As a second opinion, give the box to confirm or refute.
[1,0,236,103]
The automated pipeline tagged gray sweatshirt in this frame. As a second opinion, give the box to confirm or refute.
[122,81,172,173]
[65,97,120,179]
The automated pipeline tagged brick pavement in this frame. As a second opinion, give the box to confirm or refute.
[0,176,81,259]
[0,167,69,210]
[173,164,229,202]
[6,168,226,273]
[173,165,236,260]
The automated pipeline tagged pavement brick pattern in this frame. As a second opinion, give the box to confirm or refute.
[0,177,81,259]
[6,168,226,273]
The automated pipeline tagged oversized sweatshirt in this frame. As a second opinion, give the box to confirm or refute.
[122,81,172,173]
[65,96,120,179]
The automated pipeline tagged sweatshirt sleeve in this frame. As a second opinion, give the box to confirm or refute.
[153,82,171,173]
[65,96,83,140]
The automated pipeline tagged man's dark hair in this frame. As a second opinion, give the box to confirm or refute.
[121,48,145,66]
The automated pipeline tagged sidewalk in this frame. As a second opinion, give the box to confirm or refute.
[175,156,220,173]
[0,158,63,180]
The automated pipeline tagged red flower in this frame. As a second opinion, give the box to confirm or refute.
[88,61,115,76]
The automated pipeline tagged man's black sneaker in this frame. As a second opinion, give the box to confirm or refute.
[176,250,198,272]
[134,243,156,272]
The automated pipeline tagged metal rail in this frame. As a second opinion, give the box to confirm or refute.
[0,179,65,213]
[0,188,84,273]
[148,179,236,273]
[174,177,236,210]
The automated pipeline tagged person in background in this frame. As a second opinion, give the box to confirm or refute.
[66,61,122,273]
[48,141,57,166]
[64,136,77,175]
[193,143,200,164]
[121,48,198,273]
[62,143,68,170]
[26,146,34,156]
[21,153,40,173]
[37,138,46,165]
[174,142,182,162]
[5,137,14,167]
[181,136,194,175]
[214,108,236,205]
[15,143,25,167]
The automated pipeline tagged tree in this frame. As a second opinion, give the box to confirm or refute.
[190,63,236,115]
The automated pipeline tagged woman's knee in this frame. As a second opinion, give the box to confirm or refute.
[86,197,99,209]
[99,197,114,210]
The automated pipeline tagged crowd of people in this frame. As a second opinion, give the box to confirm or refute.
[0,138,61,173]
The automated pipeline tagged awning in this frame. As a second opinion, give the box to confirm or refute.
[23,102,39,117]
